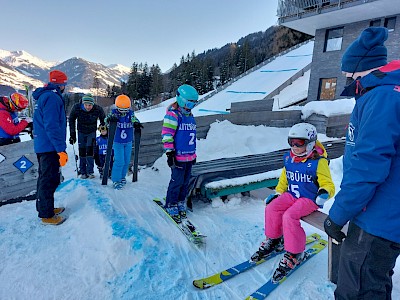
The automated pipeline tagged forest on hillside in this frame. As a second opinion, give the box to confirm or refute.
[106,26,312,109]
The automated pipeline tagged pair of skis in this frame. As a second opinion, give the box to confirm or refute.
[153,198,206,245]
[193,233,327,299]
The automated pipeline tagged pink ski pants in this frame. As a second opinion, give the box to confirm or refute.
[264,192,318,254]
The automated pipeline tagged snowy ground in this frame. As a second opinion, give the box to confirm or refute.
[2,119,399,300]
[1,40,399,299]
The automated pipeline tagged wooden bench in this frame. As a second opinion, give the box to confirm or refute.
[188,139,345,203]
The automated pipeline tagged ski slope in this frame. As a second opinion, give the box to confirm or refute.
[1,40,399,299]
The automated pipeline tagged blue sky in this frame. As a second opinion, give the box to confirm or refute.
[3,0,279,72]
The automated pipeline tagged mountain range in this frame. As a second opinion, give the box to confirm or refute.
[0,49,130,94]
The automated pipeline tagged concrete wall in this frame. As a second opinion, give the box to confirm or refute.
[308,14,400,101]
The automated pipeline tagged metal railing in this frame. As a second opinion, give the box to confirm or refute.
[278,0,360,19]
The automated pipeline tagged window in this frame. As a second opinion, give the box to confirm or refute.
[370,19,381,27]
[324,27,344,52]
[384,17,396,32]
[319,78,337,100]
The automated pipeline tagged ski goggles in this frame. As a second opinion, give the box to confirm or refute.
[98,125,107,131]
[185,99,197,110]
[288,138,307,147]
[117,107,129,114]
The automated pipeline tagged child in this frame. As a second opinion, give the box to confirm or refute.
[251,123,335,282]
[105,95,141,190]
[161,84,199,223]
[0,93,31,146]
[94,125,113,178]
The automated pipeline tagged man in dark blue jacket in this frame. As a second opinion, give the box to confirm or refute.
[33,70,69,225]
[324,27,400,299]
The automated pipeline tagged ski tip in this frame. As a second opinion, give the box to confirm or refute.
[193,279,212,289]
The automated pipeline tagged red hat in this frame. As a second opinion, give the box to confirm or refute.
[49,70,68,85]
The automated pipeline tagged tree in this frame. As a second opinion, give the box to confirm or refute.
[92,71,101,102]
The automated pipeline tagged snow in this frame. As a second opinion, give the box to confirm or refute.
[0,49,57,69]
[1,42,399,300]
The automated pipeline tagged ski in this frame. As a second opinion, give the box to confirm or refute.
[132,126,141,182]
[192,233,320,289]
[245,239,328,300]
[153,198,206,245]
[101,120,117,185]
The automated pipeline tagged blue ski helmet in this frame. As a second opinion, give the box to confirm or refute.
[176,84,199,110]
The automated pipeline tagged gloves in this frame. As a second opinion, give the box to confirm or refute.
[316,189,329,206]
[107,114,118,123]
[134,122,144,129]
[69,137,76,145]
[166,151,176,168]
[265,193,279,205]
[58,151,68,167]
[324,216,346,243]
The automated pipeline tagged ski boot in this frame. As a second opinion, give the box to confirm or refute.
[121,178,127,186]
[272,251,303,282]
[177,201,187,219]
[165,205,181,223]
[113,182,123,190]
[250,236,284,262]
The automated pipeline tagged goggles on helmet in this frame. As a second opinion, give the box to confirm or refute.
[177,90,197,110]
[8,93,29,111]
[288,138,307,147]
[117,107,129,114]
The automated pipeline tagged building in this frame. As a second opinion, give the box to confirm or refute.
[277,0,400,101]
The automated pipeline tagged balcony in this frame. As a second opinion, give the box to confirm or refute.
[278,0,399,35]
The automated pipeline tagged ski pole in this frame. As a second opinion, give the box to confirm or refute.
[72,144,79,177]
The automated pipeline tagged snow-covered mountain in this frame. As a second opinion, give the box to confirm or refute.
[0,49,57,80]
[0,49,130,93]
[0,58,44,91]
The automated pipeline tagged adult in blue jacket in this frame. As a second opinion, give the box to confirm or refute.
[324,27,400,299]
[33,70,69,225]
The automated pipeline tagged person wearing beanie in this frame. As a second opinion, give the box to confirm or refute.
[49,70,68,86]
[32,70,69,225]
[69,93,105,179]
[324,26,400,299]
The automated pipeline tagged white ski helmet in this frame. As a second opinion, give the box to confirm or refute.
[288,123,318,156]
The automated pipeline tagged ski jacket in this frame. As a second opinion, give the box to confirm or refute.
[0,102,28,139]
[69,102,105,135]
[32,83,67,153]
[161,102,197,162]
[105,108,140,144]
[275,141,335,206]
[329,60,400,243]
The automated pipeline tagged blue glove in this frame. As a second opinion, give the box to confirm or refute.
[324,216,346,243]
[265,193,279,205]
[316,189,329,206]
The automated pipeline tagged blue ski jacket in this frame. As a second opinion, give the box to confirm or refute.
[32,83,67,153]
[329,61,400,243]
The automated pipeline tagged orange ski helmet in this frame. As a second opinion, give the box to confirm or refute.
[115,94,131,113]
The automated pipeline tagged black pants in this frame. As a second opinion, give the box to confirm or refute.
[335,222,400,300]
[0,137,21,146]
[36,152,61,218]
